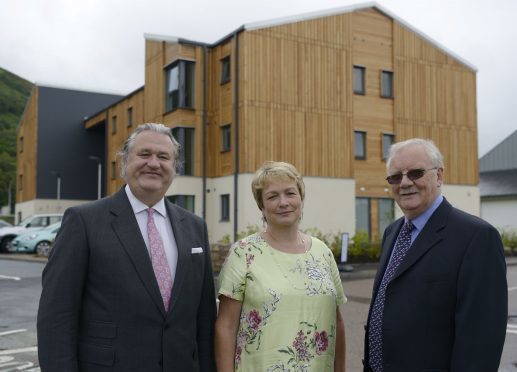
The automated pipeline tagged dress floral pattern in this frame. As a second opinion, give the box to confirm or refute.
[218,233,346,371]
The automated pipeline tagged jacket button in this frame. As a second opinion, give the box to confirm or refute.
[164,324,170,330]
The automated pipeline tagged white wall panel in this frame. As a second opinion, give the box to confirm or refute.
[481,199,517,230]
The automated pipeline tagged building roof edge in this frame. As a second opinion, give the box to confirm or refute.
[243,1,477,72]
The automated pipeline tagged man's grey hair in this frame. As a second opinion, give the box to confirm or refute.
[118,123,181,179]
[386,138,444,171]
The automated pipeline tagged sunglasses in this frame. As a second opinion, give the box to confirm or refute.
[386,167,438,185]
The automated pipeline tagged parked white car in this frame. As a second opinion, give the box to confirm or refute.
[0,214,63,252]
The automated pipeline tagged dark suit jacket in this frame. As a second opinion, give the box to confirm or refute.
[37,188,216,372]
[364,198,507,372]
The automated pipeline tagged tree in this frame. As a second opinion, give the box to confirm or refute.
[0,68,32,211]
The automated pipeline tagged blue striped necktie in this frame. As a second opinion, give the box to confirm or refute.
[368,221,414,372]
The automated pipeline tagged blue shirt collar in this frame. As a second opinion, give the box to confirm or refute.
[407,194,443,234]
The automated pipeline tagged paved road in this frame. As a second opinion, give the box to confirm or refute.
[1,256,516,371]
[0,259,42,371]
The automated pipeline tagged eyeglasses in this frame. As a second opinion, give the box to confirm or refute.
[386,167,438,185]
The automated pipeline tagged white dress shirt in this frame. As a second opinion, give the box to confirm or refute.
[125,185,178,283]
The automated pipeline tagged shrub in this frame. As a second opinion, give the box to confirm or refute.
[218,224,262,244]
[303,227,343,260]
[236,224,261,241]
[218,226,381,263]
[346,231,381,263]
[0,216,14,225]
[500,228,517,255]
[218,234,232,245]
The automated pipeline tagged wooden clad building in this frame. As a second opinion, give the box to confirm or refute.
[22,3,480,242]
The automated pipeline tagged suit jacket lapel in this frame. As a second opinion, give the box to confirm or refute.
[109,188,167,317]
[392,198,450,281]
[165,201,190,316]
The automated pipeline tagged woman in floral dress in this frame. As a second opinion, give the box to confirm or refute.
[215,161,346,371]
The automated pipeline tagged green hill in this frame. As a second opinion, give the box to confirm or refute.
[0,67,33,213]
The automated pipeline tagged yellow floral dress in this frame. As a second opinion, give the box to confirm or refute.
[218,233,347,372]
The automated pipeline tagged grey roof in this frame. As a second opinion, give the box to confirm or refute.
[479,169,517,198]
[480,129,517,172]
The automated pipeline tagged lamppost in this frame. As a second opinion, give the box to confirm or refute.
[7,180,12,215]
[88,156,102,200]
[50,171,61,212]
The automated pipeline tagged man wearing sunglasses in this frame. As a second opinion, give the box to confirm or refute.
[364,138,507,372]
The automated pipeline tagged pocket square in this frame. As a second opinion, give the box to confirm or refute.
[191,247,203,254]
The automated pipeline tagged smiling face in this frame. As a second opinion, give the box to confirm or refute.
[261,178,303,229]
[124,130,176,206]
[388,144,443,220]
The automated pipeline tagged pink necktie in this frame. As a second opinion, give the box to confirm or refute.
[147,208,173,311]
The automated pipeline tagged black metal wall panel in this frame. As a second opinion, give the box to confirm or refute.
[37,86,121,200]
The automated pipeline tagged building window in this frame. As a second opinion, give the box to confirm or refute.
[220,56,231,84]
[111,115,117,134]
[19,136,24,153]
[111,161,117,180]
[353,66,365,95]
[221,194,230,221]
[165,60,195,112]
[378,198,394,236]
[167,195,195,213]
[221,124,231,152]
[172,127,195,176]
[355,197,371,240]
[354,131,366,160]
[127,107,133,127]
[18,174,23,190]
[382,133,394,160]
[381,70,394,98]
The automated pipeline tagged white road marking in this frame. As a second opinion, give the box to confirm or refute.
[0,275,21,281]
[508,286,517,291]
[507,329,517,335]
[507,324,517,329]
[0,355,38,371]
[0,347,37,356]
[0,329,26,337]
[0,362,36,370]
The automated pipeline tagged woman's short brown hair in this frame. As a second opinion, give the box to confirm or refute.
[251,161,305,210]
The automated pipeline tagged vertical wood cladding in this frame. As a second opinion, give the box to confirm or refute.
[16,86,38,202]
[144,40,206,181]
[144,40,166,123]
[393,22,478,185]
[240,13,354,178]
[105,89,145,194]
[352,9,395,198]
[206,39,235,177]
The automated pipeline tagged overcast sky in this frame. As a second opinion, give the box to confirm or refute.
[1,0,515,156]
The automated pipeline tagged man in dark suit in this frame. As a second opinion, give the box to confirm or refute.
[364,138,507,372]
[37,123,216,371]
